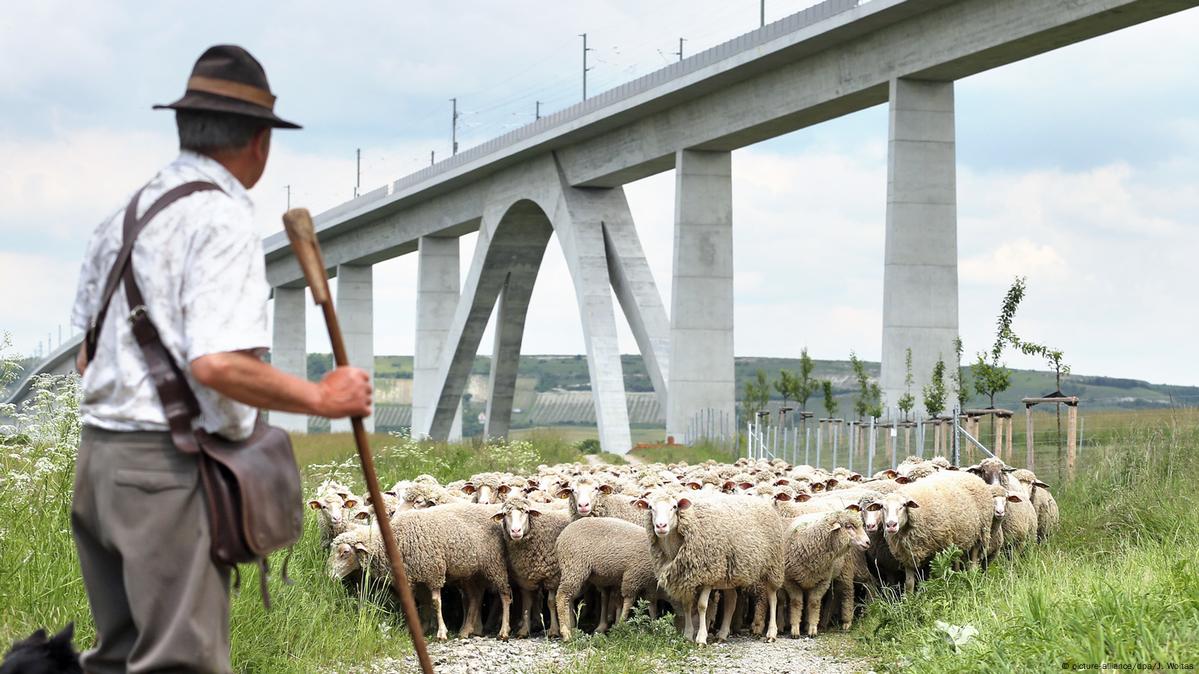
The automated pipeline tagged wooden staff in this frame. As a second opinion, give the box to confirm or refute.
[283,209,434,674]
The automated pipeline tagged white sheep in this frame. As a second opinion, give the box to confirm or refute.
[637,491,785,645]
[554,516,659,641]
[492,495,573,638]
[782,507,871,637]
[870,471,993,593]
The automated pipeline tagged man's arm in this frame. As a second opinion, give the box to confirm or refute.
[191,351,371,418]
[76,347,88,376]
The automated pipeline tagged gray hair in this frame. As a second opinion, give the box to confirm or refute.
[176,110,268,153]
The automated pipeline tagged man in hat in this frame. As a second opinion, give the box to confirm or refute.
[69,45,371,673]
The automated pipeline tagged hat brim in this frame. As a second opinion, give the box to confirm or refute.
[154,91,301,129]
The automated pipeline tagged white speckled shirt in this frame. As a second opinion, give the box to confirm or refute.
[70,151,271,440]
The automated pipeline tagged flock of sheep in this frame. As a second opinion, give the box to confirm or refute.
[312,454,1059,645]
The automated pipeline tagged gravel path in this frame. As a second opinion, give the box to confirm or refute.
[341,634,870,673]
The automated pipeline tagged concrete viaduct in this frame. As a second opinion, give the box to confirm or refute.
[8,0,1195,453]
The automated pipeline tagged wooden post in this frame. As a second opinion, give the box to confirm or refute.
[904,426,911,458]
[1025,406,1035,469]
[1006,416,1014,462]
[1067,404,1078,479]
[933,421,941,453]
[995,416,1005,462]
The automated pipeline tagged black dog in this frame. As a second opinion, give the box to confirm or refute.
[0,624,81,674]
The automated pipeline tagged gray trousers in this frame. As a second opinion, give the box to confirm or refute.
[72,426,233,674]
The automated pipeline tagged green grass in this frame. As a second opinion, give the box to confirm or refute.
[540,604,694,674]
[628,439,739,465]
[853,418,1199,673]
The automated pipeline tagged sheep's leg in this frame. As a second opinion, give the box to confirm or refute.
[705,591,719,632]
[694,587,713,645]
[647,597,659,621]
[682,595,696,641]
[556,574,583,642]
[430,586,449,641]
[903,567,916,594]
[787,587,802,638]
[805,580,831,637]
[497,590,512,641]
[457,584,478,638]
[618,595,634,624]
[547,590,561,638]
[751,593,766,636]
[517,587,534,638]
[837,565,855,631]
[596,587,611,634]
[765,587,779,642]
[716,588,737,642]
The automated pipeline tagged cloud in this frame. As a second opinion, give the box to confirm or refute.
[961,239,1070,285]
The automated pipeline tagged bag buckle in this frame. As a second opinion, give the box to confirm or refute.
[128,305,148,324]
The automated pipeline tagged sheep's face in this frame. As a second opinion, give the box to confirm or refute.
[835,511,871,551]
[861,500,884,532]
[309,494,358,528]
[493,499,541,542]
[635,495,690,537]
[880,495,918,534]
[327,541,364,579]
[992,490,1022,518]
[558,479,610,517]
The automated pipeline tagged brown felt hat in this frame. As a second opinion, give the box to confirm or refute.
[154,45,301,129]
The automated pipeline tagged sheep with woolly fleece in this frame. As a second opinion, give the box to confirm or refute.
[556,475,644,525]
[1012,469,1058,542]
[492,495,573,638]
[637,491,785,645]
[856,491,906,588]
[308,481,362,545]
[782,507,871,637]
[463,472,513,505]
[871,471,994,593]
[327,503,513,640]
[554,517,659,641]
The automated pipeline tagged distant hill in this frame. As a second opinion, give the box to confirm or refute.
[301,353,1199,413]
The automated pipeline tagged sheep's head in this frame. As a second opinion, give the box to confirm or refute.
[492,496,541,542]
[968,457,1015,487]
[875,494,919,534]
[464,473,510,505]
[309,492,358,528]
[989,484,1022,518]
[557,477,610,516]
[860,495,884,532]
[327,537,370,580]
[828,507,871,551]
[634,491,690,537]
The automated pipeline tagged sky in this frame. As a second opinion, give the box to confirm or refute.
[2,0,1197,386]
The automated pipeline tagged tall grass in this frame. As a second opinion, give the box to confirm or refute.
[855,421,1199,672]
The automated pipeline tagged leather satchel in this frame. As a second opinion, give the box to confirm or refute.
[86,181,303,608]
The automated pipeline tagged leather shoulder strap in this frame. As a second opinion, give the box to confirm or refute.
[85,181,222,360]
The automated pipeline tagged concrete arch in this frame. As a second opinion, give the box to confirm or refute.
[417,154,670,454]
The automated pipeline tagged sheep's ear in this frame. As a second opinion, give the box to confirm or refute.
[946,465,960,471]
[738,481,754,491]
[882,469,898,479]
[343,499,358,509]
[795,493,812,502]
[828,522,842,532]
[308,500,323,510]
[1034,480,1050,489]
[895,476,912,485]
[825,478,839,489]
[355,511,370,521]
[498,484,512,496]
[774,492,792,502]
[598,484,613,494]
[555,488,573,499]
[774,478,790,486]
[1006,494,1023,503]
[677,497,692,511]
[633,498,651,510]
[528,509,542,517]
[527,479,539,488]
[904,499,920,509]
[352,542,369,554]
[845,503,861,512]
[337,492,351,501]
[866,502,883,512]
[462,483,477,495]
[687,482,702,490]
[1002,466,1017,472]
[491,512,505,523]
[849,473,863,482]
[810,483,824,493]
[722,480,736,492]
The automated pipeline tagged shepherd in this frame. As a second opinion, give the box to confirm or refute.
[69,45,372,673]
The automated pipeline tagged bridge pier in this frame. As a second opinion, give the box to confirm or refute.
[332,264,374,433]
[414,237,463,441]
[881,78,960,413]
[270,286,308,433]
[666,149,735,441]
[484,268,538,440]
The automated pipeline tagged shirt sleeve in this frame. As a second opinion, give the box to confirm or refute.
[70,215,116,333]
[179,200,271,362]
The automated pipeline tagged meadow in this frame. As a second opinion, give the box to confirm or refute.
[1,369,1197,673]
